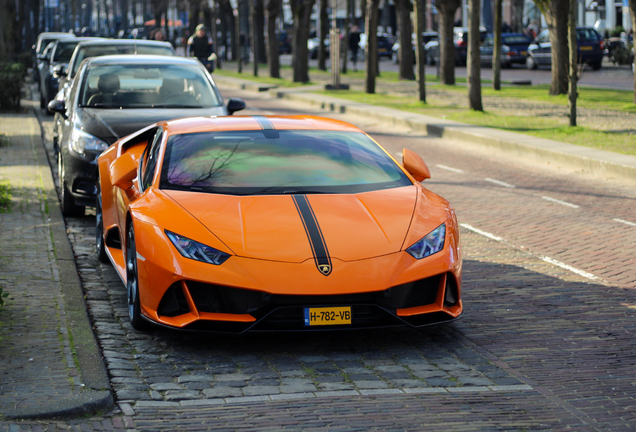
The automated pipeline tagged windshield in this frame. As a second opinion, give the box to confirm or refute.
[52,41,81,62]
[71,44,174,77]
[576,29,600,41]
[79,64,221,108]
[160,130,412,195]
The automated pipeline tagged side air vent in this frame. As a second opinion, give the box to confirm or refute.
[158,283,190,317]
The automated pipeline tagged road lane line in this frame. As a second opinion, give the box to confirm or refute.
[541,196,580,208]
[436,164,464,173]
[614,218,636,227]
[460,223,503,241]
[460,223,599,282]
[485,178,516,188]
[540,256,598,280]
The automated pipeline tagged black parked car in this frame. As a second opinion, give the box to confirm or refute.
[48,55,245,216]
[526,27,604,70]
[32,32,75,87]
[40,37,101,111]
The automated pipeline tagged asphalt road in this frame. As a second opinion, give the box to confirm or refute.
[292,54,635,90]
[28,88,636,431]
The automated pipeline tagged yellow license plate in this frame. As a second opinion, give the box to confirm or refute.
[304,307,351,326]
[580,46,592,51]
[521,51,527,55]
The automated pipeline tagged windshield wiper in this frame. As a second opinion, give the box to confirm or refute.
[153,104,203,108]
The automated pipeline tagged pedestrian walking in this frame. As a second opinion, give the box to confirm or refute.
[349,26,361,71]
[188,24,216,73]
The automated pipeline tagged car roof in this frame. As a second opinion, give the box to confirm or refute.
[85,54,200,66]
[38,32,74,39]
[160,115,365,136]
[75,39,173,48]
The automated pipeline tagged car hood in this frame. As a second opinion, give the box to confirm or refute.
[77,107,228,145]
[162,186,420,262]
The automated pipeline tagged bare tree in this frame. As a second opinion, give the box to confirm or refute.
[265,0,281,78]
[254,0,267,63]
[567,0,576,125]
[467,0,482,111]
[511,0,525,32]
[413,0,426,101]
[364,0,381,93]
[533,0,570,95]
[394,0,414,80]
[437,0,461,85]
[250,0,259,76]
[290,0,316,82]
[318,0,328,71]
[493,0,502,90]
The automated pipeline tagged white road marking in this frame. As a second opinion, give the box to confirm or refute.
[436,164,464,173]
[461,223,599,281]
[541,196,580,208]
[484,178,516,188]
[460,223,503,241]
[614,218,636,227]
[540,256,598,280]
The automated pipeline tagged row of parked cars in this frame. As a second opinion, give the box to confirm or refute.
[32,32,245,217]
[391,26,605,70]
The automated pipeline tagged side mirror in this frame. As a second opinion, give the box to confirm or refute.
[53,64,67,78]
[402,148,430,182]
[110,153,137,190]
[47,99,67,118]
[227,98,246,115]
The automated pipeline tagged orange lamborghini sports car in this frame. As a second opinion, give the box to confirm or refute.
[96,115,462,332]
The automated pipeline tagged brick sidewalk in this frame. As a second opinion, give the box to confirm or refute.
[0,103,112,419]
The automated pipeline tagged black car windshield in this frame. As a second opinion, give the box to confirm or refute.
[576,29,600,41]
[71,45,174,77]
[79,64,221,108]
[160,130,412,195]
[53,41,81,62]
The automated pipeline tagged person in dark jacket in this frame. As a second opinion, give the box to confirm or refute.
[349,26,361,71]
[188,24,216,72]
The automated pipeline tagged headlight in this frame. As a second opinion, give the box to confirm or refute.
[69,127,109,155]
[406,223,446,259]
[166,230,230,265]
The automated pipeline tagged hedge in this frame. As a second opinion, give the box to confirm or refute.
[0,63,26,110]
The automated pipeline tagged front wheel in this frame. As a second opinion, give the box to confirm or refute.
[95,187,109,263]
[526,56,537,70]
[59,151,85,217]
[126,221,150,330]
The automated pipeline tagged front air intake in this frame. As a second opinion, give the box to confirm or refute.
[158,283,190,317]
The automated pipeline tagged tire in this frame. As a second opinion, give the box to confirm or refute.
[526,56,537,70]
[58,151,85,217]
[40,92,46,109]
[95,186,109,264]
[591,61,602,71]
[126,221,150,330]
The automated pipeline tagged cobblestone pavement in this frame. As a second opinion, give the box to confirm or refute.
[2,83,635,430]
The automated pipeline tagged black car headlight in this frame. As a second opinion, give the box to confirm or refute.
[166,230,230,265]
[406,223,446,259]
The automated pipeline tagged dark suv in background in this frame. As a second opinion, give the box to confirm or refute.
[526,27,604,70]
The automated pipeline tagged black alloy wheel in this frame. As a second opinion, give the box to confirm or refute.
[126,221,150,330]
[95,185,109,263]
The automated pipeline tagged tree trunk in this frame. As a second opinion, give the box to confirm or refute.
[250,0,259,76]
[342,0,352,73]
[266,0,281,78]
[394,0,414,80]
[493,0,502,90]
[568,0,577,125]
[535,0,570,95]
[254,0,267,63]
[236,1,242,73]
[291,0,316,82]
[467,0,483,111]
[511,0,524,32]
[413,0,426,102]
[365,0,380,93]
[318,0,328,71]
[437,0,460,85]
[630,0,636,103]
